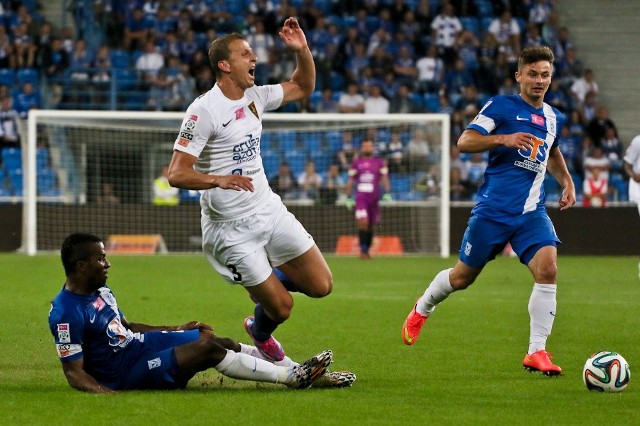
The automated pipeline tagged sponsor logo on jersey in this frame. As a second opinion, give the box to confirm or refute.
[92,297,106,312]
[531,114,544,126]
[232,134,260,164]
[148,357,162,370]
[222,119,232,127]
[518,136,548,163]
[246,168,261,175]
[236,107,246,120]
[179,131,193,140]
[57,323,70,343]
[247,102,259,119]
[189,114,198,121]
[231,168,242,175]
[178,137,190,147]
[56,343,81,358]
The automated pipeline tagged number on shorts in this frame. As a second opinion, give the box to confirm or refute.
[226,264,242,282]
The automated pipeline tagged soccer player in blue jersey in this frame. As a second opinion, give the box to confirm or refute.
[402,46,576,376]
[48,233,334,393]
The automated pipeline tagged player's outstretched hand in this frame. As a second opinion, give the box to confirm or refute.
[278,17,308,51]
[382,193,393,202]
[217,175,254,192]
[345,197,355,210]
[558,186,576,211]
[177,321,214,332]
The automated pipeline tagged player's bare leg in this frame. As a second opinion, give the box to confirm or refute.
[276,245,333,297]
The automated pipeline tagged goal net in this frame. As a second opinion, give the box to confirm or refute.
[24,110,450,256]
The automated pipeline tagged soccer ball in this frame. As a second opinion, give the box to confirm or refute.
[582,351,630,392]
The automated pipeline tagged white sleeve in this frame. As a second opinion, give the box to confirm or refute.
[173,101,215,158]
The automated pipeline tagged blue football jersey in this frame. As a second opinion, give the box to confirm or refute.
[466,94,565,217]
[48,285,145,386]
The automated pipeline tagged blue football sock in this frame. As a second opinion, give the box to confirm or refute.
[273,268,299,293]
[252,304,282,342]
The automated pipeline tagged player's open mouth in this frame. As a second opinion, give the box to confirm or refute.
[249,68,255,77]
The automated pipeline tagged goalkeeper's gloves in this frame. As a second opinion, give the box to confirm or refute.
[345,197,355,210]
[382,193,393,202]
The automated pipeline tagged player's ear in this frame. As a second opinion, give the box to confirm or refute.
[218,60,230,73]
[514,71,521,83]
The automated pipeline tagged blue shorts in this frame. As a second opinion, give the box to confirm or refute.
[458,210,560,269]
[119,329,200,390]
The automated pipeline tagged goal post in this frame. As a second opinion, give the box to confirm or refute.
[24,110,450,257]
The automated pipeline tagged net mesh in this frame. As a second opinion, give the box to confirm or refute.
[27,112,448,255]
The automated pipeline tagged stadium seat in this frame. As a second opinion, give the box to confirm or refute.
[7,168,23,196]
[36,147,50,169]
[278,131,298,152]
[110,50,131,69]
[37,167,60,196]
[302,132,323,152]
[16,68,39,85]
[460,17,480,38]
[262,151,281,179]
[390,175,412,195]
[423,93,440,112]
[2,148,21,170]
[0,68,15,86]
[284,150,306,176]
[310,151,331,174]
[476,0,494,17]
[260,132,273,153]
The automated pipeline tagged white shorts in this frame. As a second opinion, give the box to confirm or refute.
[201,193,315,286]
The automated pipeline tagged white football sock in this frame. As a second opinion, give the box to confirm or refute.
[416,268,455,316]
[527,283,557,354]
[215,349,289,384]
[239,343,297,367]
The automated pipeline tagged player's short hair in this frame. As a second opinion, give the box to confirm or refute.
[61,233,102,275]
[518,46,555,71]
[208,33,246,79]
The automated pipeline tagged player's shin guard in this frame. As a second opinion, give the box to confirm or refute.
[253,303,283,342]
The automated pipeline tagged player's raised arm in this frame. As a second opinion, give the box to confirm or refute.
[279,17,315,104]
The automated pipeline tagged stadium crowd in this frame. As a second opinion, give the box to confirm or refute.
[0,0,629,204]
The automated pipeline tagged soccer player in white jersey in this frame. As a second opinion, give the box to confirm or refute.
[167,18,332,364]
[402,46,576,376]
[623,134,640,278]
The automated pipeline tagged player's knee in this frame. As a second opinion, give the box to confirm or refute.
[306,274,333,298]
[535,262,558,283]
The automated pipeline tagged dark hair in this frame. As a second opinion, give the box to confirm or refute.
[61,233,102,275]
[518,46,555,71]
[208,33,245,79]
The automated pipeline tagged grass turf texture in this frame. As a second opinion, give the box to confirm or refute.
[1,254,638,425]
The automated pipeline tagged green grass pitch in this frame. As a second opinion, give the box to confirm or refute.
[1,253,638,425]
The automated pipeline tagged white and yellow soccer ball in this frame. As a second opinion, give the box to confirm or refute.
[583,351,630,392]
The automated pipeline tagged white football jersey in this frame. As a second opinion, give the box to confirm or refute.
[624,135,640,204]
[173,83,284,220]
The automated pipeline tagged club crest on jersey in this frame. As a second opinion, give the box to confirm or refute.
[92,297,106,311]
[231,168,242,175]
[57,323,70,343]
[247,102,259,119]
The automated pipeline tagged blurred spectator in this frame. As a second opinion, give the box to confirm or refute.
[123,8,150,51]
[386,129,406,174]
[599,125,624,173]
[455,85,481,117]
[0,96,21,148]
[68,39,93,81]
[244,19,275,86]
[488,10,521,51]
[557,125,581,174]
[570,68,598,107]
[407,127,430,173]
[13,82,40,119]
[583,145,611,180]
[430,2,463,68]
[529,0,553,33]
[554,47,583,90]
[363,85,390,114]
[462,152,488,194]
[476,32,499,93]
[389,84,422,114]
[454,29,480,71]
[441,58,476,104]
[379,71,401,100]
[338,83,365,114]
[334,130,357,172]
[269,162,298,200]
[136,40,165,81]
[369,46,393,81]
[544,80,569,112]
[153,165,179,205]
[579,90,597,124]
[523,23,547,48]
[91,45,112,106]
[12,22,37,68]
[323,163,346,203]
[97,182,120,204]
[0,26,14,68]
[415,166,440,200]
[393,45,418,88]
[147,69,182,111]
[415,44,444,94]
[194,66,214,96]
[582,165,608,208]
[344,42,369,85]
[585,106,617,148]
[179,30,199,64]
[314,88,339,113]
[297,160,323,201]
[449,166,470,201]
